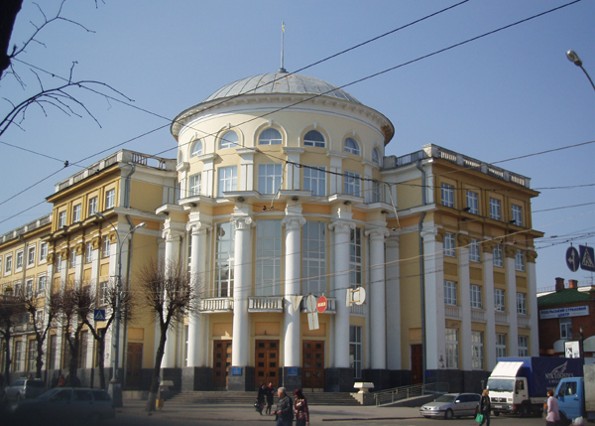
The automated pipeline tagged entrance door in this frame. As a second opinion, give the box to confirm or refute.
[213,340,232,390]
[255,340,279,388]
[125,342,143,389]
[411,344,423,384]
[302,341,324,389]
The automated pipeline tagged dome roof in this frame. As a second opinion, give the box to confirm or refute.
[204,71,361,104]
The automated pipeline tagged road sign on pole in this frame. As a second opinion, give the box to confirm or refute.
[94,309,106,321]
[579,245,595,272]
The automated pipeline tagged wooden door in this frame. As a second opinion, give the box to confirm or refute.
[302,340,324,389]
[213,340,232,389]
[125,342,143,389]
[411,344,423,384]
[255,340,279,388]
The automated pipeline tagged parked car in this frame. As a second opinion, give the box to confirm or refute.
[3,378,45,401]
[9,387,115,425]
[419,392,481,419]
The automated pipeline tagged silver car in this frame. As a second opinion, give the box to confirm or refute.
[419,392,481,420]
[3,378,45,401]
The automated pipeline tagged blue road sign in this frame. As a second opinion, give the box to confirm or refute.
[566,246,580,272]
[579,245,595,272]
[93,309,106,321]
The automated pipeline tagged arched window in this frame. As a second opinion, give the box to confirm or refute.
[190,139,203,157]
[303,130,325,148]
[344,137,360,155]
[258,128,282,145]
[372,148,381,165]
[220,130,238,149]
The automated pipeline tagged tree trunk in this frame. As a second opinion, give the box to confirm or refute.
[35,336,44,379]
[2,332,11,385]
[97,337,106,389]
[67,335,79,386]
[146,329,167,412]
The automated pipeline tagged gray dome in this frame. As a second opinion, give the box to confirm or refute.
[204,71,361,104]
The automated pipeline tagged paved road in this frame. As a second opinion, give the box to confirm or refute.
[104,400,549,426]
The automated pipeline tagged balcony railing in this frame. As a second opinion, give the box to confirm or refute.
[471,308,486,322]
[248,297,284,312]
[199,298,233,313]
[495,311,508,324]
[444,305,460,319]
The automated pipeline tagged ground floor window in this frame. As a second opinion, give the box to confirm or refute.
[445,328,458,369]
[471,331,483,370]
[350,325,362,379]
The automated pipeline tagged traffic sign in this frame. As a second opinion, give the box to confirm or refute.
[579,245,595,272]
[93,309,106,321]
[566,246,580,272]
[305,295,317,313]
[316,295,328,313]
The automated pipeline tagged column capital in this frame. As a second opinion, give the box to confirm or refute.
[526,249,538,263]
[187,221,211,235]
[329,220,354,235]
[457,234,471,246]
[482,240,497,253]
[232,215,253,230]
[282,215,306,231]
[162,227,185,241]
[504,245,518,258]
[365,227,389,239]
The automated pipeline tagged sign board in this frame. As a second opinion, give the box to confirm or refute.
[231,367,243,376]
[316,295,328,313]
[307,312,319,330]
[566,246,580,272]
[565,341,580,359]
[579,245,595,272]
[540,305,589,319]
[305,295,317,313]
[347,286,366,306]
[93,309,106,321]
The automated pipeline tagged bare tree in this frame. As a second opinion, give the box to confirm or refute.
[0,292,26,385]
[137,261,196,412]
[22,291,61,379]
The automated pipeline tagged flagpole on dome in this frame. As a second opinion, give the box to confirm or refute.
[280,21,287,73]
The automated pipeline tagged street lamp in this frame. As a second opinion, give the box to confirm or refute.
[96,213,145,407]
[566,49,595,91]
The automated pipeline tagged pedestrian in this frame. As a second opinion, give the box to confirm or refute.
[478,388,491,426]
[294,388,310,426]
[57,373,66,387]
[273,386,293,426]
[545,389,560,426]
[265,381,274,415]
[255,383,266,414]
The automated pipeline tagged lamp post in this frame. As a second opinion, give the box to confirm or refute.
[97,214,145,407]
[566,49,595,91]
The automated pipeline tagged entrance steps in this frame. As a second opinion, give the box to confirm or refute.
[166,390,360,406]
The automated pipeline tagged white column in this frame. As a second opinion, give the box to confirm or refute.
[367,227,388,370]
[330,220,353,368]
[526,251,539,356]
[187,220,210,367]
[422,228,446,370]
[231,211,252,368]
[161,224,184,369]
[482,246,497,370]
[283,209,305,367]
[385,234,401,370]
[458,235,472,370]
[505,246,518,356]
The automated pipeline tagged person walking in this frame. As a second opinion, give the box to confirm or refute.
[255,383,266,414]
[478,388,491,426]
[273,386,293,426]
[265,382,274,415]
[545,389,560,426]
[294,388,310,426]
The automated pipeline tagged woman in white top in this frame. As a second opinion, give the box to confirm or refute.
[545,389,560,426]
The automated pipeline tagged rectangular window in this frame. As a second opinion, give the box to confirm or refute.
[37,275,47,293]
[302,221,326,295]
[350,325,362,379]
[27,245,36,267]
[25,279,34,297]
[304,166,326,196]
[88,196,98,216]
[58,211,67,228]
[39,242,48,263]
[350,228,362,288]
[99,281,109,306]
[188,173,201,197]
[78,331,88,369]
[14,341,23,372]
[515,250,525,272]
[215,222,234,297]
[72,204,82,223]
[5,254,12,274]
[493,244,503,267]
[489,197,502,220]
[469,239,481,262]
[518,336,529,356]
[560,317,572,340]
[466,190,479,214]
[444,280,457,305]
[69,249,77,268]
[255,220,281,296]
[48,335,57,370]
[217,166,237,197]
[16,250,24,270]
[445,328,459,368]
[471,331,484,370]
[441,183,455,208]
[84,242,93,264]
[27,340,37,373]
[105,189,116,209]
[511,204,523,226]
[370,181,383,203]
[101,236,110,258]
[496,334,507,358]
[470,284,482,309]
[444,232,456,257]
[516,292,527,315]
[258,164,282,195]
[54,254,62,272]
[495,289,505,311]
[344,171,361,197]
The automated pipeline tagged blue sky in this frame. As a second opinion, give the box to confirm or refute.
[1,0,594,290]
